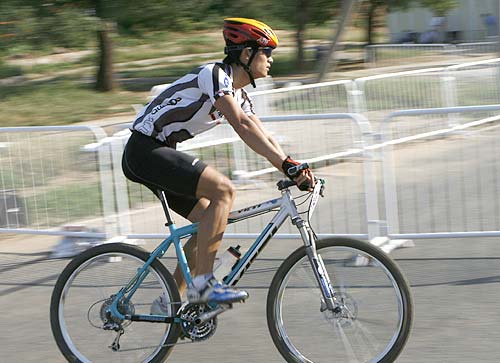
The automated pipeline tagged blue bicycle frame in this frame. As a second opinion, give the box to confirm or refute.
[109,179,334,323]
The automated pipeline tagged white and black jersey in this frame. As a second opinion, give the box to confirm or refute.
[132,62,255,147]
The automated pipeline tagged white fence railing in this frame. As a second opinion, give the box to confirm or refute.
[3,59,500,248]
[109,113,376,240]
[365,42,499,68]
[380,104,500,239]
[0,125,114,238]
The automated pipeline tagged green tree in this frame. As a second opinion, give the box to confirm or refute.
[271,0,339,71]
[360,0,415,45]
[419,0,458,16]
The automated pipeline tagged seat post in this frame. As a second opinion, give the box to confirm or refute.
[158,190,174,226]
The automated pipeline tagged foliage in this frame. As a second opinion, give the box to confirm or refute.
[358,0,415,44]
[418,0,459,16]
[0,3,98,53]
[0,59,22,78]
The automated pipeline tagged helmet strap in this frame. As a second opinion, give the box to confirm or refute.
[239,47,258,88]
[224,45,258,88]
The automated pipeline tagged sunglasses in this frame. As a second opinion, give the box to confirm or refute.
[258,47,273,57]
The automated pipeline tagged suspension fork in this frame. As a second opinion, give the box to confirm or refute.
[293,217,337,311]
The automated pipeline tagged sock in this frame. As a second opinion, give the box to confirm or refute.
[191,273,214,291]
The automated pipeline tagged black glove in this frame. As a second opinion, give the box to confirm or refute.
[282,156,301,180]
[282,156,311,191]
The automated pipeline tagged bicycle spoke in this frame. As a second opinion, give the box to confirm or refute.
[268,238,412,363]
[51,245,180,363]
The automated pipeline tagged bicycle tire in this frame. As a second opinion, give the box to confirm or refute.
[50,243,181,363]
[267,237,413,363]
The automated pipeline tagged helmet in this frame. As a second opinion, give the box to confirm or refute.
[223,18,279,48]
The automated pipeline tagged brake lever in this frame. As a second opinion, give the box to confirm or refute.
[317,178,325,197]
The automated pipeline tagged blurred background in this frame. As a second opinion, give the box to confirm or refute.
[1,1,500,362]
[1,0,499,127]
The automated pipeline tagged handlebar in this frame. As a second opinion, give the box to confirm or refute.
[277,179,297,190]
[277,177,325,196]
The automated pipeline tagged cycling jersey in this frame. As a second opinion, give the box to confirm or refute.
[132,62,256,147]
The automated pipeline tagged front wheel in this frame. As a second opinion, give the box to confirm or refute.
[50,243,181,363]
[267,237,413,363]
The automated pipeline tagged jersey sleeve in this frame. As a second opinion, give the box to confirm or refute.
[198,63,234,104]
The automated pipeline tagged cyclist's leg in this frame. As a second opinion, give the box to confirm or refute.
[123,132,246,302]
[172,198,209,294]
[192,166,235,276]
[186,167,248,303]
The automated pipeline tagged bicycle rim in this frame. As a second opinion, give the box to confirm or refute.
[56,251,175,363]
[271,241,410,363]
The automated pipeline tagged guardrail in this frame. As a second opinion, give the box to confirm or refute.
[365,42,498,68]
[380,104,500,239]
[3,59,500,254]
[0,125,114,239]
[108,113,378,241]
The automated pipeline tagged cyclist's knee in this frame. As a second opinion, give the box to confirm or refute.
[197,167,235,204]
[212,176,235,204]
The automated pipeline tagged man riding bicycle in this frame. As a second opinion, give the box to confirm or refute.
[122,18,314,305]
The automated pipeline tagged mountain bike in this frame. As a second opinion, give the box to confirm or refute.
[50,163,413,363]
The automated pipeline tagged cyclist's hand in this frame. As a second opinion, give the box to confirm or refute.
[296,168,314,191]
[282,156,315,191]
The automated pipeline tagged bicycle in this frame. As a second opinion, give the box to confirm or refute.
[50,163,413,363]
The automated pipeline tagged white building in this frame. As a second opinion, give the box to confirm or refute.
[388,0,499,43]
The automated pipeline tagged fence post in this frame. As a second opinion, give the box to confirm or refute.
[109,131,132,237]
[357,115,383,241]
[441,68,459,127]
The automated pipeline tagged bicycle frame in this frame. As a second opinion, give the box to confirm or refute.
[109,179,336,323]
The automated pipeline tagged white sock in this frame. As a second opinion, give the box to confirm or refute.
[191,273,214,291]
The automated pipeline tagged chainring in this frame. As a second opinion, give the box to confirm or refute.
[179,304,217,342]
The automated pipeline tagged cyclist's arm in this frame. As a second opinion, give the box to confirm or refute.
[248,114,286,156]
[215,94,286,170]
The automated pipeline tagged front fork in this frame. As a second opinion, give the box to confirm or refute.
[295,219,338,311]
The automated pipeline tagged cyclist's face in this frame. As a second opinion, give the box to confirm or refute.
[246,48,273,79]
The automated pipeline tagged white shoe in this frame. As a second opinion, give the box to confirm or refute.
[187,278,249,304]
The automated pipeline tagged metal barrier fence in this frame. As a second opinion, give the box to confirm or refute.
[109,114,377,241]
[365,42,498,68]
[3,59,500,248]
[380,104,500,239]
[0,126,114,239]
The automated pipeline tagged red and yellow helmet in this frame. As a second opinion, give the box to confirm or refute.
[223,18,279,48]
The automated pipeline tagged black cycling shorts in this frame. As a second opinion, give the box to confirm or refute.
[122,131,208,219]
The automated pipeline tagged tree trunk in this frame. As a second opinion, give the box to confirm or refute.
[367,2,377,45]
[296,0,308,71]
[96,22,114,92]
[316,0,358,82]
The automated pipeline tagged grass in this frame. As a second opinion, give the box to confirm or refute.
[22,182,102,227]
[0,59,23,78]
[0,78,145,126]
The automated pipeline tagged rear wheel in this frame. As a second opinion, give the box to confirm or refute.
[50,243,181,363]
[267,237,413,363]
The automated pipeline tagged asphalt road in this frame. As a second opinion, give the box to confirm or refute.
[1,235,499,363]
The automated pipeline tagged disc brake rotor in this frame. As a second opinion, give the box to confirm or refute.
[323,292,358,328]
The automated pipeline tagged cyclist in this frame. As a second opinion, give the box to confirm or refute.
[122,18,314,305]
